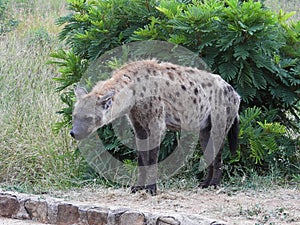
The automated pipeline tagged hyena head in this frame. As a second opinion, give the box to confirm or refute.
[70,87,115,140]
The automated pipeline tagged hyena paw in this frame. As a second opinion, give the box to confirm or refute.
[145,184,157,196]
[131,185,145,194]
[199,180,211,189]
[209,179,221,188]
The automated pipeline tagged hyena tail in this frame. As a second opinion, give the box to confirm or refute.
[228,116,239,156]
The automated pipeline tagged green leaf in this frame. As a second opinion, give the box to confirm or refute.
[249,139,264,164]
[219,62,239,81]
[233,45,249,60]
[240,106,262,130]
[258,121,286,134]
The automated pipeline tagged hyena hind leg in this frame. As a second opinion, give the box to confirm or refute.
[199,148,223,189]
[209,145,223,187]
[198,115,214,188]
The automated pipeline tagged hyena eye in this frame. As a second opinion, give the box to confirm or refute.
[102,99,112,110]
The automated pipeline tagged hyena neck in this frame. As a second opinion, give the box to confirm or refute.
[91,73,136,122]
[112,83,136,119]
[91,60,160,122]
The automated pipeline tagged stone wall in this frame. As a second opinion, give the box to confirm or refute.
[0,192,227,225]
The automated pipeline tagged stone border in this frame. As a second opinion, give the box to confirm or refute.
[0,192,227,225]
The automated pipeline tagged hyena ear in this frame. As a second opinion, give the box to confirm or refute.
[97,90,115,110]
[75,86,88,100]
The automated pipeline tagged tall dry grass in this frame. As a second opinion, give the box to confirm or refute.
[0,0,86,192]
[265,0,300,21]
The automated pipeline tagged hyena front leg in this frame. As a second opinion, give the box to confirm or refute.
[130,113,165,195]
[130,120,148,193]
[135,146,159,195]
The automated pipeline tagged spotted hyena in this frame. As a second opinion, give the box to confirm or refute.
[70,59,240,195]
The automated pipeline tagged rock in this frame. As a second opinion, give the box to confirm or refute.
[107,208,129,225]
[24,198,48,223]
[87,207,108,225]
[0,194,20,217]
[57,203,80,225]
[78,205,92,225]
[13,198,30,220]
[157,216,180,225]
[144,213,160,225]
[0,191,228,225]
[47,200,58,224]
[119,211,145,225]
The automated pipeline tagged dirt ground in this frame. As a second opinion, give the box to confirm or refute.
[46,185,300,225]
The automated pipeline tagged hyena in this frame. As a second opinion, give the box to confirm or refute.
[70,59,240,195]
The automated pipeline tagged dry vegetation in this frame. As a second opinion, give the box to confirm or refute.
[0,0,83,191]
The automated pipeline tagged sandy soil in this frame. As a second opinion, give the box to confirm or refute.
[48,185,300,225]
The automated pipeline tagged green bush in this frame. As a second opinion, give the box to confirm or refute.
[51,0,300,181]
[226,107,299,178]
[136,0,300,127]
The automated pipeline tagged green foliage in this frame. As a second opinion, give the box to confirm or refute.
[48,50,88,131]
[225,106,299,177]
[51,0,300,181]
[56,0,160,59]
[239,107,285,164]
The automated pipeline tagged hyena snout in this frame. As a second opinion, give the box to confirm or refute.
[69,124,93,140]
[70,130,75,139]
[69,129,86,140]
